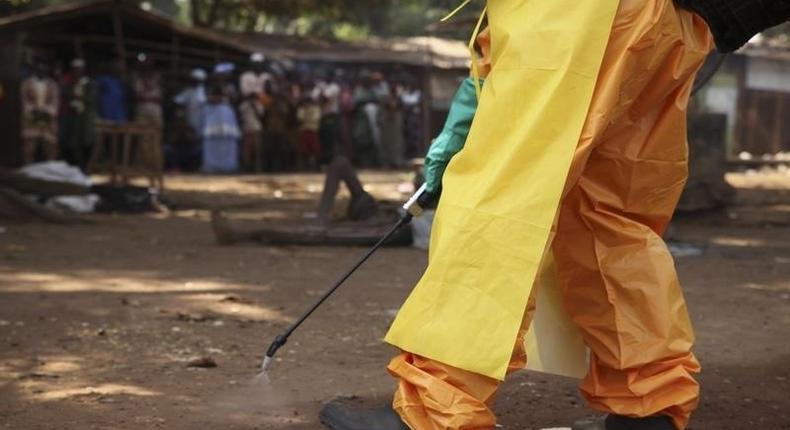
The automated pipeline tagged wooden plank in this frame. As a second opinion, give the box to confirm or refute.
[111,1,128,77]
[72,36,85,60]
[43,33,247,64]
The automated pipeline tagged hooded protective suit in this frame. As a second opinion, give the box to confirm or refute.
[384,0,713,429]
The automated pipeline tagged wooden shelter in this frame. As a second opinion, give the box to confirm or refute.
[0,0,252,167]
[697,36,790,163]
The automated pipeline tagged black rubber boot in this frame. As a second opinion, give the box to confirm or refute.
[572,414,675,430]
[319,400,409,430]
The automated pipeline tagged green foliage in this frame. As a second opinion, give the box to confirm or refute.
[183,0,481,39]
[0,0,66,16]
[0,0,481,40]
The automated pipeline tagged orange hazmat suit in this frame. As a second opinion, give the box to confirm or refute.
[384,0,713,429]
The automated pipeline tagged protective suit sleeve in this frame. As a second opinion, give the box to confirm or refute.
[423,77,482,194]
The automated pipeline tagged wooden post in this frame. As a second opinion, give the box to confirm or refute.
[171,33,180,78]
[422,37,433,155]
[733,56,748,159]
[72,36,85,61]
[421,68,432,155]
[112,1,128,78]
[0,33,24,167]
[772,94,784,155]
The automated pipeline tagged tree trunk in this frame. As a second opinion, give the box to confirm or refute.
[190,0,204,26]
[206,0,224,27]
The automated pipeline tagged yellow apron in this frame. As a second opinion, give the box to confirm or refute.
[386,0,619,380]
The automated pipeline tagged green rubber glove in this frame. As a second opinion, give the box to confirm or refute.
[424,77,482,194]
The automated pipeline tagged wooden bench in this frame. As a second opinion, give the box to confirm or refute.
[87,120,164,191]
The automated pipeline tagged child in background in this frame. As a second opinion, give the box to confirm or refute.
[200,84,240,173]
[297,94,322,170]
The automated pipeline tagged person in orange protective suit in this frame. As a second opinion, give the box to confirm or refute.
[319,1,790,430]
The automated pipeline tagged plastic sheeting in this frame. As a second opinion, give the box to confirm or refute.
[19,161,98,213]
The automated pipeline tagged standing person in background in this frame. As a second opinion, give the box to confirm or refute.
[321,71,342,117]
[352,74,379,167]
[165,107,202,172]
[21,61,60,164]
[317,70,346,162]
[363,77,382,164]
[238,53,270,172]
[399,79,422,159]
[95,60,128,122]
[378,93,404,169]
[238,90,265,172]
[319,95,345,167]
[213,62,239,106]
[239,53,272,102]
[133,54,164,174]
[169,68,207,172]
[284,80,302,171]
[200,84,240,173]
[296,91,322,170]
[262,90,294,172]
[61,58,96,168]
[370,72,390,101]
[133,54,163,127]
[173,68,207,138]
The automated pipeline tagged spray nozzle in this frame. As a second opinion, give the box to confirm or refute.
[261,334,288,372]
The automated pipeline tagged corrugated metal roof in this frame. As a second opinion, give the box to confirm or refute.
[739,33,790,61]
[228,32,471,69]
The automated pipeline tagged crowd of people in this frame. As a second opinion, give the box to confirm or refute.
[19,52,425,174]
[21,56,158,168]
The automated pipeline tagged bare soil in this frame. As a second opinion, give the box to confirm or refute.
[1,172,789,430]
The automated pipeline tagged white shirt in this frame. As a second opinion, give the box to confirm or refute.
[322,82,341,114]
[239,71,272,97]
[22,76,58,116]
[238,99,264,132]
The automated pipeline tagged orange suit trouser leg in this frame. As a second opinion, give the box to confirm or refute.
[388,295,535,430]
[552,1,711,429]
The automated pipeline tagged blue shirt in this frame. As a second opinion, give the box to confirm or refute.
[95,75,128,121]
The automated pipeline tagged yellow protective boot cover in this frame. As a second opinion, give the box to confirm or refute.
[386,0,620,380]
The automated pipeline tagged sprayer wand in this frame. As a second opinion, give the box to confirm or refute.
[259,184,434,375]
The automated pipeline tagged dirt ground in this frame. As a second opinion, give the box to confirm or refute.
[1,171,789,430]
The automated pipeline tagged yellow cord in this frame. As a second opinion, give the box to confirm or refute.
[468,5,487,99]
[441,0,486,99]
[441,0,473,22]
